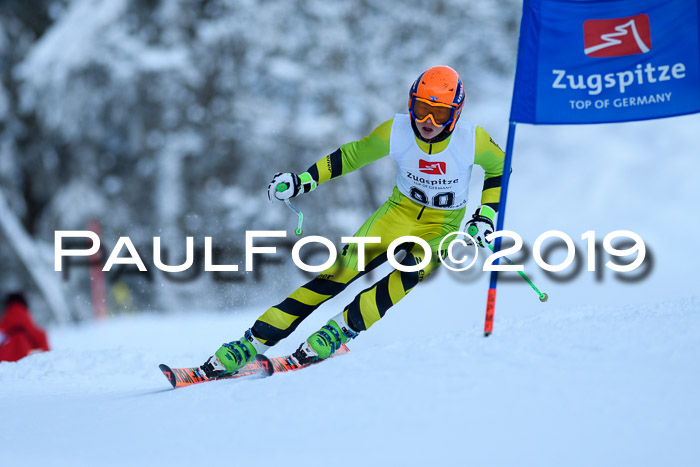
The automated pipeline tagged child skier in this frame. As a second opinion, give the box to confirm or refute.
[200,65,506,377]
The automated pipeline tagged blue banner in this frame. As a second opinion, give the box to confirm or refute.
[511,0,700,124]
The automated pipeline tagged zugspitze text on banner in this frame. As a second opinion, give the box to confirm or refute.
[510,0,700,124]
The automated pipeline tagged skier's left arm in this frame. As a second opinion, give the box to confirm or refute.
[474,126,506,212]
[466,127,507,247]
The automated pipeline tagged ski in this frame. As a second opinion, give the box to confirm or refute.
[158,355,273,389]
[159,344,350,389]
[265,343,350,374]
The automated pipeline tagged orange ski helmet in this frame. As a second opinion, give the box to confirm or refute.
[408,66,465,132]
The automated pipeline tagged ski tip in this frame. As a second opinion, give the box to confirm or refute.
[159,364,177,388]
[255,354,274,376]
[484,331,491,338]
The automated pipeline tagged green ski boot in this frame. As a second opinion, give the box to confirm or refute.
[200,330,268,378]
[293,311,358,364]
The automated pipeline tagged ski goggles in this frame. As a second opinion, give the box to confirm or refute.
[409,97,456,127]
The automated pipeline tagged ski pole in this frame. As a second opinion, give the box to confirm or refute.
[468,225,548,302]
[276,183,304,235]
[488,244,548,302]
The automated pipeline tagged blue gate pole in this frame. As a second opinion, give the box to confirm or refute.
[483,121,517,337]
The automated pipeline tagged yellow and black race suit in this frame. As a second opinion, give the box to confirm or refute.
[251,116,506,345]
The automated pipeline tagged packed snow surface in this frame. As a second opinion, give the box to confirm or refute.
[1,278,698,466]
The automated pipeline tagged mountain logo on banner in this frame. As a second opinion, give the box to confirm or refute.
[584,14,652,58]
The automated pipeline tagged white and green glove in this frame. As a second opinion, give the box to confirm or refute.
[465,205,496,248]
[267,172,317,201]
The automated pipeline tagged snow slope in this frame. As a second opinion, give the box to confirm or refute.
[1,274,699,467]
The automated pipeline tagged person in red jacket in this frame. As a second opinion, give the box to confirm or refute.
[0,292,50,362]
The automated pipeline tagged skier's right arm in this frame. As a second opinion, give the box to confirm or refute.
[268,120,392,201]
[306,119,393,184]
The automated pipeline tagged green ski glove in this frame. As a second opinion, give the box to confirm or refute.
[267,172,317,201]
[465,205,496,248]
